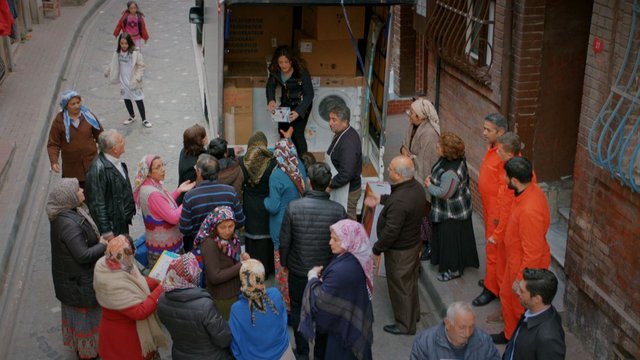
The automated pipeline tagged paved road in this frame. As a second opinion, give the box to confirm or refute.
[4,0,438,358]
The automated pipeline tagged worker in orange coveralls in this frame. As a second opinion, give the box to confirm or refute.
[474,113,507,307]
[491,157,550,344]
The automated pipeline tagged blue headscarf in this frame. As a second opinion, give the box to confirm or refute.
[59,90,101,143]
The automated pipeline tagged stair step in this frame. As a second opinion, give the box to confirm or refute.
[558,207,571,221]
[547,223,567,268]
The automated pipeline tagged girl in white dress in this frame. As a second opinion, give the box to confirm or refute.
[106,33,151,127]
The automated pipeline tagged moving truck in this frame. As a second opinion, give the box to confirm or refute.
[189,0,415,188]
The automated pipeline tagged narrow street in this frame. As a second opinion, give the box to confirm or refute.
[4,0,438,358]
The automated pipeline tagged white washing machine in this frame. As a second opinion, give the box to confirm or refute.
[306,86,362,152]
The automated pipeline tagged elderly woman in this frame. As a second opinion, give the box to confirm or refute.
[229,259,295,360]
[93,235,167,359]
[177,124,208,207]
[157,253,233,360]
[47,90,103,187]
[47,178,106,359]
[133,154,195,268]
[300,219,374,360]
[425,132,479,281]
[239,131,276,278]
[193,206,250,320]
[264,136,307,312]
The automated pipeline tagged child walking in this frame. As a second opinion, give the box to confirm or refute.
[113,1,149,50]
[106,33,152,127]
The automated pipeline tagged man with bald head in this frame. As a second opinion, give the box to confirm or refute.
[410,301,500,359]
[366,155,427,335]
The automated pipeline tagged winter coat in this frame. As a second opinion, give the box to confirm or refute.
[401,119,439,201]
[47,111,103,181]
[373,179,427,255]
[217,159,244,204]
[50,209,106,308]
[266,68,314,118]
[157,287,234,360]
[410,322,500,360]
[327,126,362,192]
[279,190,347,277]
[239,157,276,239]
[106,49,145,90]
[264,163,307,248]
[503,306,565,360]
[113,12,150,41]
[85,153,136,236]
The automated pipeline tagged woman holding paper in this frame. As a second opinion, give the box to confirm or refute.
[133,154,195,268]
[266,45,314,154]
[93,235,168,360]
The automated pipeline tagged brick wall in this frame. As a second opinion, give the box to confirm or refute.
[415,33,426,93]
[391,5,416,97]
[565,0,640,358]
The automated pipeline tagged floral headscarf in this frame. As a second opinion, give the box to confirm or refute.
[274,138,305,196]
[163,253,202,292]
[243,131,273,187]
[240,259,279,326]
[105,235,135,274]
[411,98,441,135]
[330,219,374,297]
[192,206,240,262]
[133,154,162,207]
[59,90,101,143]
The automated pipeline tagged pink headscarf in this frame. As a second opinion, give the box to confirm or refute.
[133,154,159,207]
[330,219,374,296]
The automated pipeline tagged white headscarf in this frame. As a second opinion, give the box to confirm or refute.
[411,98,441,135]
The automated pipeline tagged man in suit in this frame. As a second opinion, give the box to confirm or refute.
[503,268,565,360]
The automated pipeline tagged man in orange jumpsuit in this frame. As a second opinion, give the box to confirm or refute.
[491,157,550,344]
[474,113,507,307]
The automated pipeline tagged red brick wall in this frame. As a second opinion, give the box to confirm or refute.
[391,5,416,97]
[415,33,426,93]
[565,0,640,358]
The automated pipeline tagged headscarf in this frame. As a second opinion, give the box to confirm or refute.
[330,219,374,297]
[411,98,441,135]
[243,131,273,186]
[193,206,241,262]
[274,138,305,196]
[133,154,163,207]
[240,259,279,326]
[162,252,201,292]
[59,90,101,143]
[105,235,136,274]
[46,178,100,237]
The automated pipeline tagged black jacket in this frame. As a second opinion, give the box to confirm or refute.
[85,152,136,236]
[50,209,106,307]
[279,190,347,276]
[177,148,203,205]
[157,287,233,360]
[327,126,362,192]
[373,179,427,255]
[266,68,314,117]
[503,306,565,360]
[239,157,277,239]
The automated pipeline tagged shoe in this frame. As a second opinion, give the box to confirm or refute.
[420,245,431,261]
[491,332,508,344]
[478,279,484,287]
[123,117,136,125]
[383,324,415,335]
[436,270,461,282]
[472,288,497,306]
[142,120,152,128]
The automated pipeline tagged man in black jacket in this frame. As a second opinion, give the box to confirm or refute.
[85,129,136,239]
[280,162,347,359]
[503,268,565,360]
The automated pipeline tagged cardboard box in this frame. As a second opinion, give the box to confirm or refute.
[295,30,357,76]
[223,87,253,144]
[302,6,365,40]
[225,6,293,61]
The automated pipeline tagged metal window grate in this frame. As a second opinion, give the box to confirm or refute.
[588,1,640,192]
[425,0,495,84]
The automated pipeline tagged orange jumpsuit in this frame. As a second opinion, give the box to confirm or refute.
[478,145,503,296]
[500,182,550,340]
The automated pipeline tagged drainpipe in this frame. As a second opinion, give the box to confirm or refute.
[500,0,514,120]
[435,54,442,112]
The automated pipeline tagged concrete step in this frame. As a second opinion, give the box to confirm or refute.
[547,222,567,268]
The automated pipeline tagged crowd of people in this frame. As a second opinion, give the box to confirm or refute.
[44,5,565,358]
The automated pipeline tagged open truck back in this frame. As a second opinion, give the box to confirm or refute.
[189,0,415,187]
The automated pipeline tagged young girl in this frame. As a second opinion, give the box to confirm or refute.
[106,33,151,127]
[113,1,149,50]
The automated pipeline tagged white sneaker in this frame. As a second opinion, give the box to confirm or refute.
[123,117,136,125]
[142,120,152,128]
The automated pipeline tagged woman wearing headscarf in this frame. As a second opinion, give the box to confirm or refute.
[401,97,441,260]
[133,154,195,268]
[239,131,276,278]
[47,90,103,187]
[193,206,250,320]
[300,219,374,360]
[48,178,106,360]
[229,259,295,360]
[264,137,307,312]
[93,235,168,360]
[157,253,234,360]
